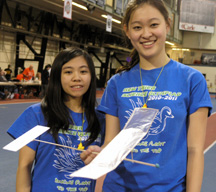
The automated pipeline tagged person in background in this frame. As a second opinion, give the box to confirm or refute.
[0,91,6,100]
[4,64,13,81]
[0,68,7,99]
[0,68,7,82]
[0,68,15,99]
[7,47,105,192]
[22,65,35,81]
[81,0,212,191]
[35,72,41,81]
[41,64,52,98]
[16,71,24,81]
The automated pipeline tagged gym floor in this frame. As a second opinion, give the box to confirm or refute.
[0,95,215,192]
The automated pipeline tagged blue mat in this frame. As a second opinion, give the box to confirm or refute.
[0,102,39,192]
[211,97,216,114]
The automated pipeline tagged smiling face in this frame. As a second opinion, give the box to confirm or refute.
[61,56,91,101]
[125,3,170,62]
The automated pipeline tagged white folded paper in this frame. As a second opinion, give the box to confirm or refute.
[3,125,50,152]
[70,108,158,179]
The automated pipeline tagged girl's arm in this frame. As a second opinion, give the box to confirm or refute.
[16,146,35,192]
[186,107,208,192]
[94,114,121,192]
[103,114,121,147]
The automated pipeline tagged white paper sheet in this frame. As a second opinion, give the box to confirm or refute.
[3,125,50,152]
[70,108,158,179]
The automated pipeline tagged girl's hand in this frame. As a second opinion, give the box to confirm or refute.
[80,145,101,165]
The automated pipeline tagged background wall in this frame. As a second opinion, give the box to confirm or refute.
[0,31,105,78]
[182,17,216,50]
[187,65,216,93]
[0,0,215,93]
[0,31,58,76]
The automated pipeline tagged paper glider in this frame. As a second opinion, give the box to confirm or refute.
[3,125,50,152]
[3,108,159,180]
[70,107,159,179]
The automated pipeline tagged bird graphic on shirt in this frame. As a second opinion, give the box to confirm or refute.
[53,136,84,179]
[125,99,174,139]
[143,106,174,139]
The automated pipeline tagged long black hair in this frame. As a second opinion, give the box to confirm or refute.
[41,47,100,146]
[117,0,171,73]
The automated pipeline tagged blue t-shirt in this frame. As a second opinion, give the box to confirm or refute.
[7,103,105,192]
[97,59,212,192]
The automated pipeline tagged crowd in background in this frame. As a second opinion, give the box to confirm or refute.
[0,64,51,100]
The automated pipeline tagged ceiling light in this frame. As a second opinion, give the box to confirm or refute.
[165,41,175,46]
[101,15,121,24]
[172,48,190,51]
[72,2,87,10]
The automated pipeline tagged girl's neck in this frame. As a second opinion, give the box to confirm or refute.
[64,97,83,113]
[139,54,170,70]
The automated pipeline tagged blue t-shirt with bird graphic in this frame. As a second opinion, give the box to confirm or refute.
[7,103,105,192]
[97,59,212,192]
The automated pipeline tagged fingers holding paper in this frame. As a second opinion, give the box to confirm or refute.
[80,145,101,165]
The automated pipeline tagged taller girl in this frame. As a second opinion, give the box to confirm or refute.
[83,0,212,191]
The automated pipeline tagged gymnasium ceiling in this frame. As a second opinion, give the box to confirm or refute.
[2,0,177,52]
[11,0,123,34]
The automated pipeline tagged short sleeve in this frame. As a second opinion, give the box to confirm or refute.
[97,77,118,117]
[189,72,212,116]
[7,106,42,151]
